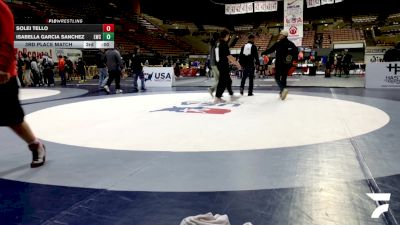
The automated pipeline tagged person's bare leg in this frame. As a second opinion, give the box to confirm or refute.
[9,121,46,168]
[9,121,36,143]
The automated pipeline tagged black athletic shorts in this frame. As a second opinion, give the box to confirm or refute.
[0,77,24,126]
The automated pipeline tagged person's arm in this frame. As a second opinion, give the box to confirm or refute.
[102,54,107,67]
[252,45,260,66]
[227,55,241,70]
[239,46,244,66]
[261,42,277,56]
[116,51,123,70]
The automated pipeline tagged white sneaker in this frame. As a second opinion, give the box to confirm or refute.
[115,89,123,94]
[28,142,46,168]
[281,88,288,100]
[208,88,214,98]
[230,95,240,101]
[214,97,226,103]
[104,85,110,94]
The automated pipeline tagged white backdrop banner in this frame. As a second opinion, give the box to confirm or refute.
[226,1,277,14]
[321,0,335,5]
[143,67,174,88]
[225,4,231,15]
[240,3,247,14]
[254,1,277,12]
[234,4,241,14]
[289,38,303,47]
[366,62,400,89]
[247,2,254,13]
[306,0,321,8]
[284,0,304,39]
[265,1,278,12]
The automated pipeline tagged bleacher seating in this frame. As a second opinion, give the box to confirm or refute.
[203,25,227,32]
[302,31,315,48]
[234,25,254,31]
[233,34,272,51]
[352,16,378,23]
[120,32,187,57]
[322,29,365,48]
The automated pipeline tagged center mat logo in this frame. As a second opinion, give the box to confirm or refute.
[151,101,241,114]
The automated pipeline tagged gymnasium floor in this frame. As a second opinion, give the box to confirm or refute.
[0,79,399,225]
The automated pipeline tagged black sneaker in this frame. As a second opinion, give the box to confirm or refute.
[240,88,244,96]
[248,93,254,96]
[28,142,46,168]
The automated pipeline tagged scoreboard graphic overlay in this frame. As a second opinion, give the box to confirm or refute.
[14,24,115,49]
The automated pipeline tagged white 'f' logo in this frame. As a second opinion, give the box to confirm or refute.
[367,193,391,218]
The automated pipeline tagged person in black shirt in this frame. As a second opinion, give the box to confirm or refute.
[335,52,343,77]
[383,42,400,62]
[239,34,260,96]
[215,30,241,103]
[342,49,352,78]
[208,32,220,97]
[262,30,298,100]
[96,49,108,88]
[77,58,86,83]
[325,50,335,78]
[131,46,146,92]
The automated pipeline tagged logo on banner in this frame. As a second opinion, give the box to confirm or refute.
[385,63,400,84]
[289,27,298,35]
[151,101,241,115]
[387,63,400,75]
[144,72,172,81]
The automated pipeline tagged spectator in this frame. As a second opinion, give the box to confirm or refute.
[96,49,108,88]
[58,55,66,86]
[104,48,124,94]
[30,57,40,86]
[77,58,86,83]
[383,42,400,62]
[131,46,146,92]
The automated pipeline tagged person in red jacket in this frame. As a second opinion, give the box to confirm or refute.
[0,0,46,168]
[58,55,66,86]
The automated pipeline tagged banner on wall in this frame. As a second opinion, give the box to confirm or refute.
[226,0,341,14]
[366,62,400,89]
[240,3,247,14]
[226,1,277,14]
[306,0,321,8]
[290,38,303,47]
[143,66,174,88]
[15,48,82,63]
[235,4,241,14]
[254,1,278,13]
[364,47,391,64]
[284,0,303,39]
[321,0,334,5]
[247,2,254,13]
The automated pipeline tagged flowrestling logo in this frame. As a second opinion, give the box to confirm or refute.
[151,101,241,115]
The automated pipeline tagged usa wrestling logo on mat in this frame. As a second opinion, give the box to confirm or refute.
[151,101,241,115]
